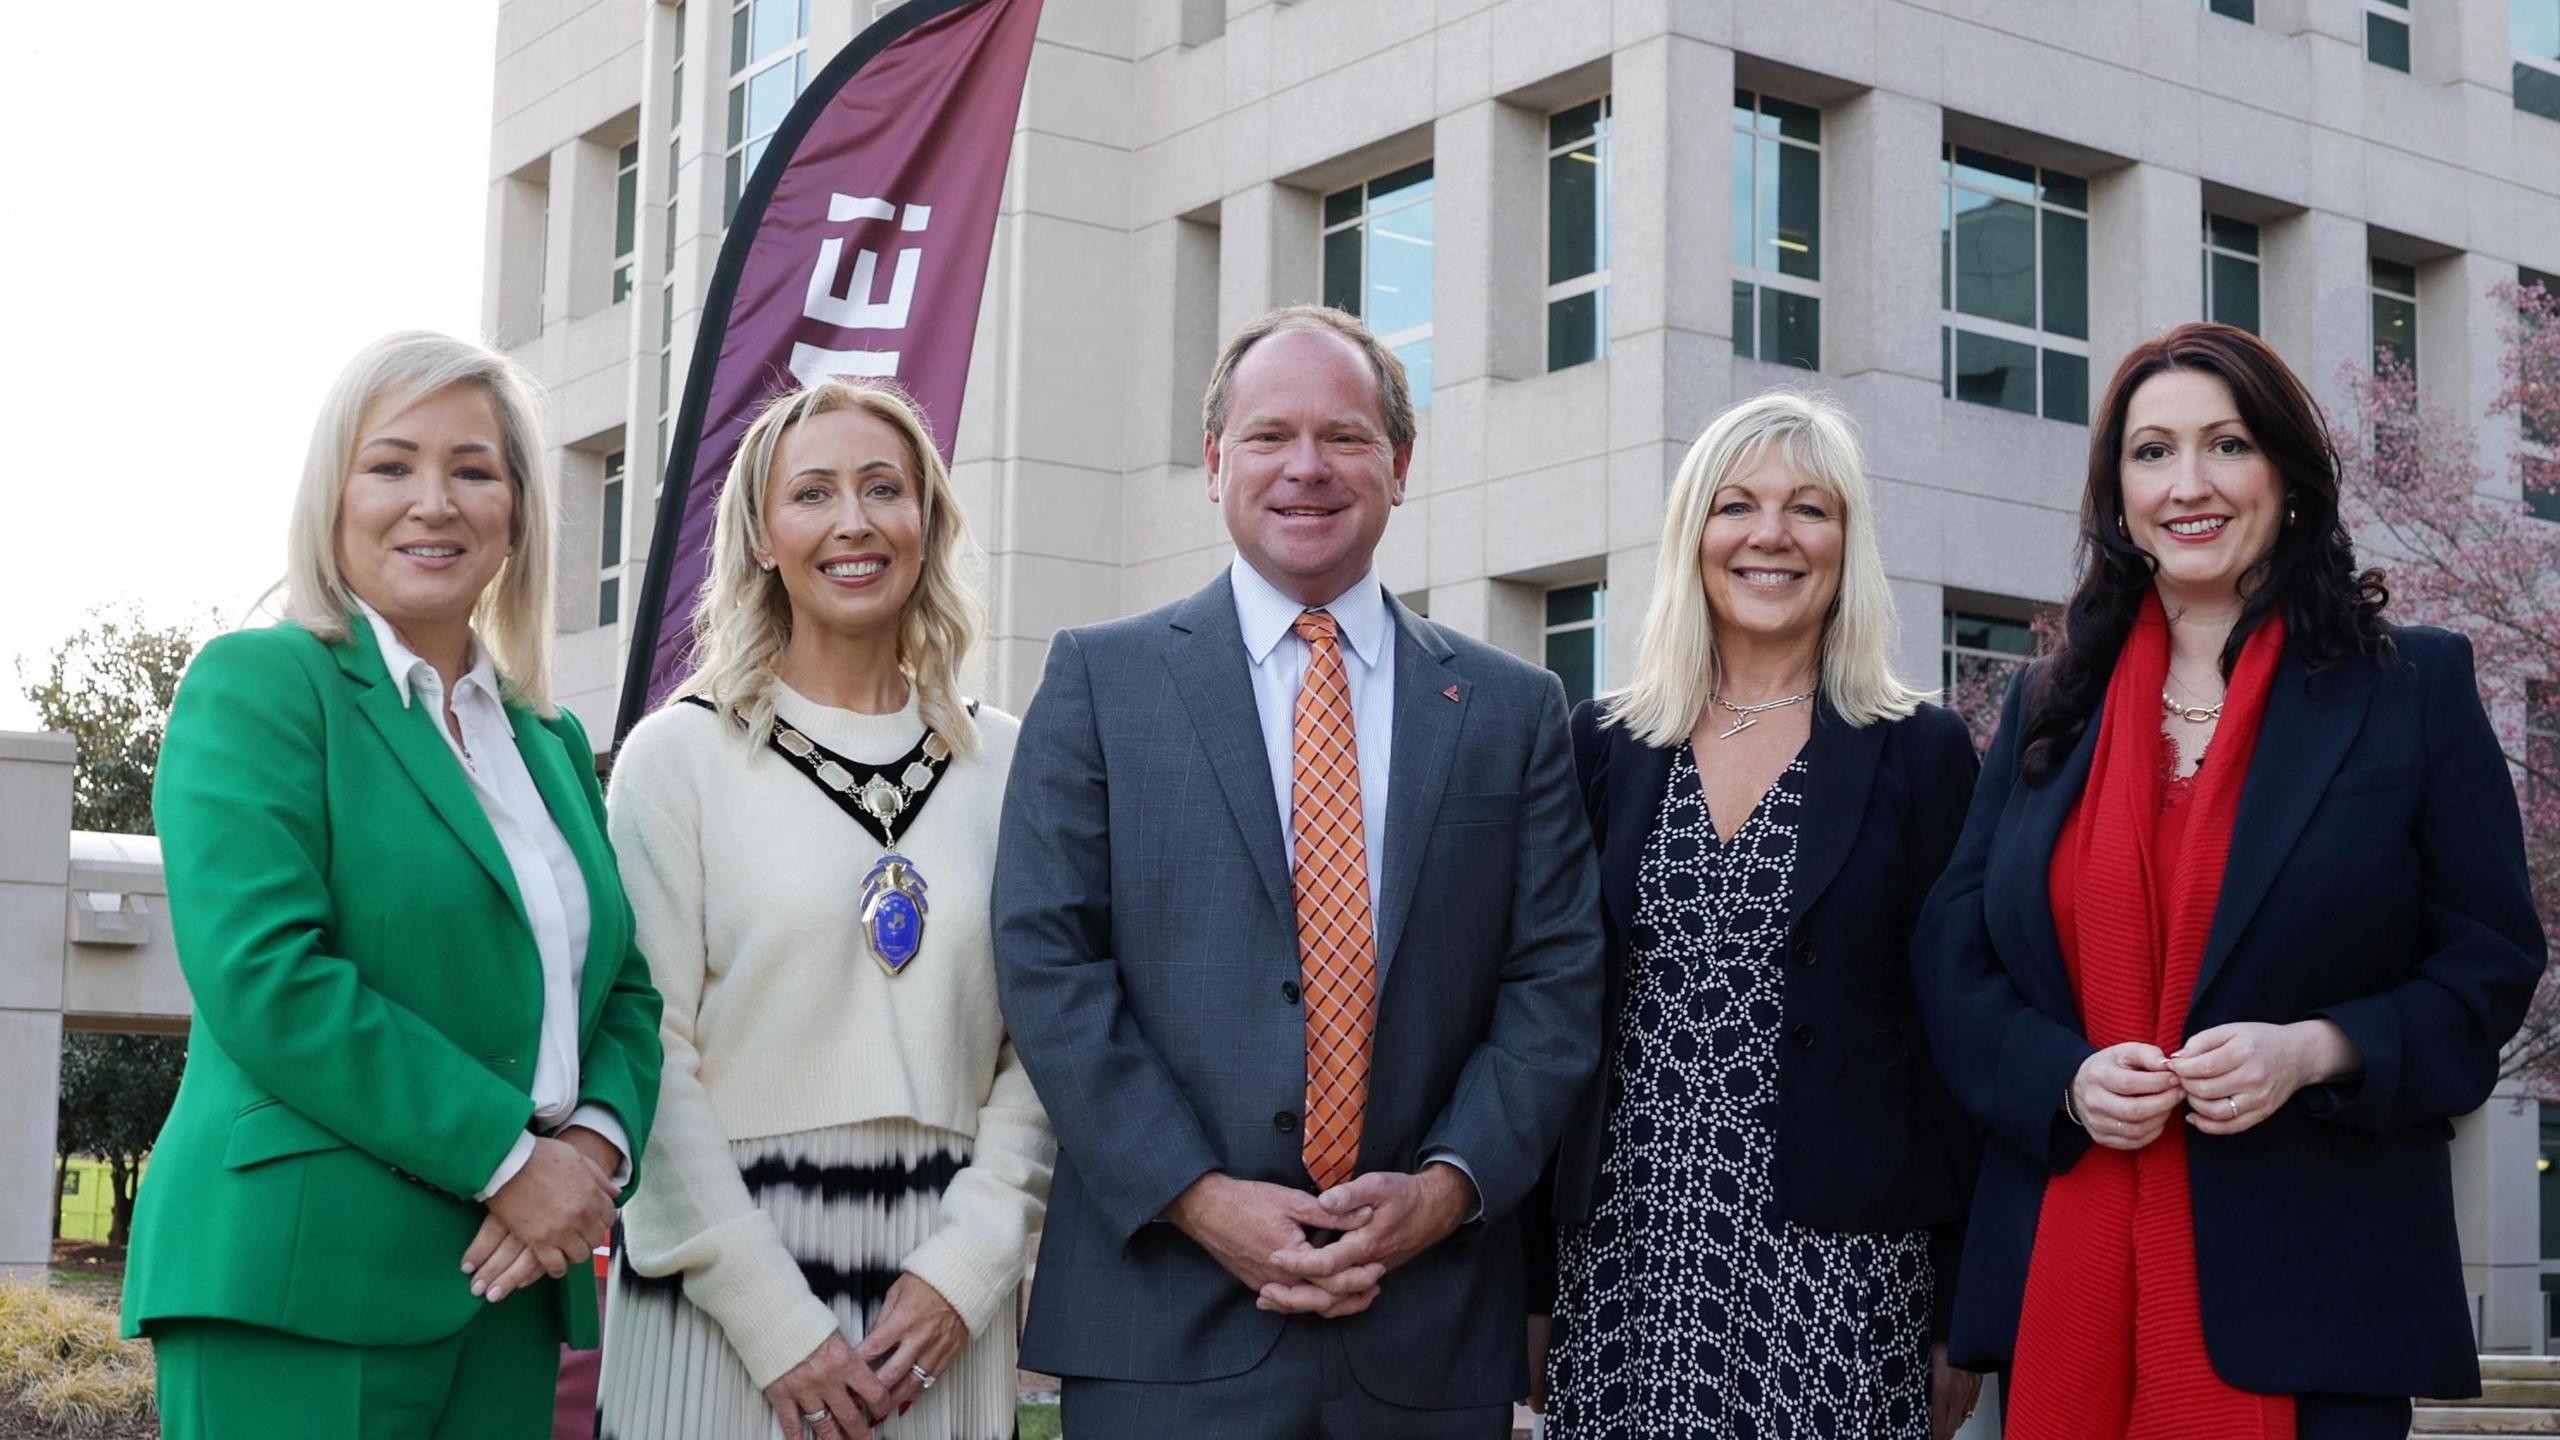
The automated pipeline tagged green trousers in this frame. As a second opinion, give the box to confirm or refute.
[151,1281,564,1440]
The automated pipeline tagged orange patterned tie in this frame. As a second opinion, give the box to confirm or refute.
[1290,608,1376,1191]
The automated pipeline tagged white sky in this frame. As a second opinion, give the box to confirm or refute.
[0,2,502,728]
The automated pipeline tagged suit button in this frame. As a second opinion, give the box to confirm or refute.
[1281,980,1301,1003]
[1792,937,1817,967]
[1274,1111,1298,1134]
[1791,1024,1817,1050]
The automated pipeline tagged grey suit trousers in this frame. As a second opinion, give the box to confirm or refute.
[1059,1318,1512,1440]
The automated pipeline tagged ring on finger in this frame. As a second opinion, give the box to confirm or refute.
[801,1409,831,1425]
[911,1364,936,1391]
[2225,1096,2239,1120]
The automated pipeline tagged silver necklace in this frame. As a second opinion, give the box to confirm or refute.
[1709,688,1816,739]
[2160,674,2225,725]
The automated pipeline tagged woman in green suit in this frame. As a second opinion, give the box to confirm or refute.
[123,331,664,1438]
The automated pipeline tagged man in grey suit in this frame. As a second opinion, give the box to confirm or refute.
[994,305,1605,1438]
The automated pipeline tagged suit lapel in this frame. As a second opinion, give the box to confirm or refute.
[1164,579,1295,922]
[1373,597,1460,973]
[513,712,620,1026]
[340,627,529,930]
[2191,653,2376,1010]
[1786,702,1887,927]
[1991,712,2101,1024]
[1600,733,1675,939]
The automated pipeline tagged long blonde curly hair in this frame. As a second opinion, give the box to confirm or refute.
[670,378,983,754]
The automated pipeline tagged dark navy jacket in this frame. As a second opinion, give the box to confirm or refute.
[1529,695,1984,1337]
[1910,626,2546,1400]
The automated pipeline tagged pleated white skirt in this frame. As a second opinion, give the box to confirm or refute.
[596,1117,1017,1440]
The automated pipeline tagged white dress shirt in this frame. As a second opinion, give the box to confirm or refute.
[1230,556,1394,916]
[355,601,629,1198]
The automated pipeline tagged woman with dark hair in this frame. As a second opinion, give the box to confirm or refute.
[1912,321,2545,1438]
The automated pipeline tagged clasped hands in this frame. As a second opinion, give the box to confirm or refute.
[2070,1019,2359,1151]
[458,1125,621,1303]
[1168,1165,1475,1319]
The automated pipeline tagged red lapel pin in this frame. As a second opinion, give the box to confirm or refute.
[1442,684,1461,702]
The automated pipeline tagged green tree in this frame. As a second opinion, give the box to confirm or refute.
[22,608,206,1245]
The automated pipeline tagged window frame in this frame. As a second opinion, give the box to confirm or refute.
[1545,96,1613,373]
[598,449,628,628]
[1320,161,1437,407]
[2370,255,2420,377]
[1542,582,1607,709]
[723,0,811,225]
[612,140,640,305]
[1732,87,1824,372]
[1940,143,2092,424]
[2202,211,2262,334]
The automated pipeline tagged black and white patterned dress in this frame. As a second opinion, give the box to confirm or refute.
[1547,746,1932,1440]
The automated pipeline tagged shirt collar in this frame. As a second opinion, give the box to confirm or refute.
[353,596,509,728]
[1229,555,1388,669]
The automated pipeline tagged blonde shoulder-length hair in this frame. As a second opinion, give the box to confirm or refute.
[283,330,558,714]
[1606,388,1927,747]
[671,378,984,755]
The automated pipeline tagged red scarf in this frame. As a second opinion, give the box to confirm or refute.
[2007,594,2291,1440]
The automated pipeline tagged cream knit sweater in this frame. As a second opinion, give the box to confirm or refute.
[606,681,1054,1388]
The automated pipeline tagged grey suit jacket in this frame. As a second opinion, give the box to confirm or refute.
[993,573,1605,1408]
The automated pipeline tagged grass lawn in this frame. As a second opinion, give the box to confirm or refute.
[1017,1399,1062,1440]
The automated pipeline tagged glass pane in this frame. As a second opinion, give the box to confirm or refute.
[2371,257,2417,295]
[1760,288,1820,371]
[1954,192,2037,328]
[1731,129,1757,270]
[2525,456,2560,522]
[1368,198,1434,340]
[601,481,625,568]
[615,167,639,257]
[752,0,796,61]
[2041,169,2088,212]
[1544,625,1598,708]
[1948,610,2036,656]
[1941,179,1953,309]
[1953,329,2037,415]
[1550,99,1603,149]
[727,83,745,147]
[729,2,749,72]
[1323,225,1363,315]
[2211,252,2261,333]
[2207,212,2261,255]
[1549,144,1601,283]
[2522,0,2560,61]
[2208,0,2255,19]
[2373,293,2418,373]
[1735,281,1758,359]
[1941,325,1952,397]
[619,140,640,170]
[1773,142,1820,281]
[2518,61,2560,123]
[748,60,795,138]
[745,134,770,178]
[1370,160,1434,205]
[1547,583,1597,626]
[2042,349,2090,424]
[2367,12,2411,71]
[724,152,741,223]
[1734,87,1758,126]
[1548,291,1600,372]
[613,262,635,305]
[672,60,684,125]
[598,575,621,629]
[1323,186,1362,228]
[1950,146,2037,201]
[1394,337,1433,409]
[1761,94,1820,143]
[2042,210,2088,340]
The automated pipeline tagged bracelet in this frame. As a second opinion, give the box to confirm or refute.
[2061,1084,2088,1131]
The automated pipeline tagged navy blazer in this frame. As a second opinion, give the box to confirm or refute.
[1911,626,2546,1400]
[1527,695,1983,1337]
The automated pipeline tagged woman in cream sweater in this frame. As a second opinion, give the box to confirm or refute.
[597,378,1052,1440]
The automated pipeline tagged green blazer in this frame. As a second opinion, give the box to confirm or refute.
[122,618,662,1349]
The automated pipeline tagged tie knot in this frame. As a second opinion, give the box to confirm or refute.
[1293,609,1339,645]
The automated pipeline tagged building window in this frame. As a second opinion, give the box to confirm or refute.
[1943,605,2041,747]
[1732,89,1822,371]
[2529,680,2559,800]
[1322,161,1436,406]
[2366,0,2411,71]
[598,450,628,627]
[1544,583,1606,708]
[612,141,640,305]
[1547,97,1612,373]
[2203,213,2261,334]
[1941,145,2090,424]
[2522,0,2560,121]
[2371,257,2418,376]
[2526,268,2560,521]
[725,0,809,224]
[2202,0,2255,19]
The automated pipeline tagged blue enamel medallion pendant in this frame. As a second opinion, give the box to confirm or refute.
[861,853,931,975]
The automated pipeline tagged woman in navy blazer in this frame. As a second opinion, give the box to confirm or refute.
[1528,391,1985,1440]
[1913,323,2545,1439]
